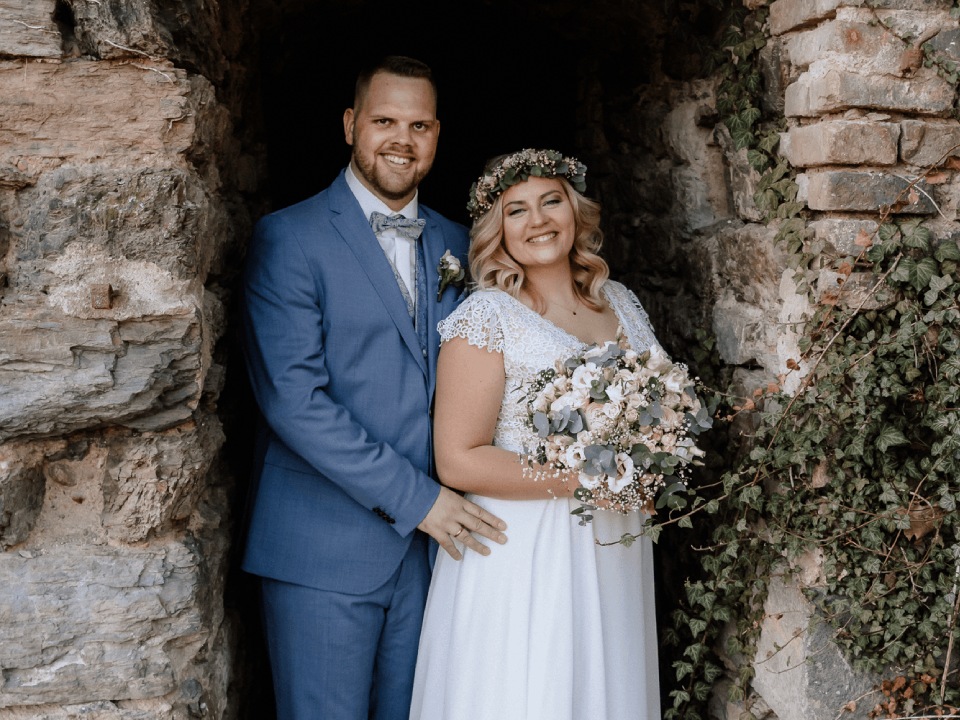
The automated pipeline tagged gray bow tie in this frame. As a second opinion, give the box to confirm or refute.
[369,211,426,241]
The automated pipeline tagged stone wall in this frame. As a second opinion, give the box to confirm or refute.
[0,1,253,718]
[1,0,957,717]
[584,0,958,718]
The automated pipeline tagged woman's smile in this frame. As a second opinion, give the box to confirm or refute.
[501,177,576,271]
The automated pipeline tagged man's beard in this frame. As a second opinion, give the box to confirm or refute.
[352,146,427,202]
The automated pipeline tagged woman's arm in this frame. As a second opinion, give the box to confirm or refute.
[434,336,576,500]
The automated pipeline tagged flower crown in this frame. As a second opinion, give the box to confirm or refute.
[466,148,588,221]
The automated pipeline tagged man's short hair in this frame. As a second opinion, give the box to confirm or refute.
[354,55,437,108]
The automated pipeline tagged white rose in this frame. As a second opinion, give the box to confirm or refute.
[662,367,686,393]
[605,382,625,404]
[602,402,622,420]
[584,403,612,433]
[662,391,682,408]
[607,452,636,493]
[443,251,462,273]
[579,471,601,490]
[564,443,587,469]
[645,345,673,374]
[659,406,680,427]
[550,397,575,414]
[572,363,603,392]
[660,432,677,453]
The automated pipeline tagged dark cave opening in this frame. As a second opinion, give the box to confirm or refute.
[223,2,726,716]
[251,1,586,223]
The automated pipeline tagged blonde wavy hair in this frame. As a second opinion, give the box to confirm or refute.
[468,177,610,314]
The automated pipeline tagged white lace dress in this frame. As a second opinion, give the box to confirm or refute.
[409,280,662,720]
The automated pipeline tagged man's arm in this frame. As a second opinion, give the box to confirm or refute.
[242,213,506,554]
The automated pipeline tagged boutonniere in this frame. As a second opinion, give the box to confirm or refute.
[436,250,466,301]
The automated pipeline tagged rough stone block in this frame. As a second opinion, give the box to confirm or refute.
[770,0,843,36]
[68,0,230,83]
[0,542,204,707]
[818,268,895,309]
[0,60,199,178]
[809,218,879,255]
[716,126,764,222]
[783,120,899,167]
[845,8,952,73]
[102,420,225,543]
[805,170,936,213]
[926,27,960,63]
[0,1,61,58]
[5,164,229,281]
[0,701,170,719]
[711,224,789,374]
[0,444,45,549]
[900,119,960,168]
[662,94,731,230]
[0,301,207,441]
[785,67,955,117]
[784,15,901,74]
[752,575,878,720]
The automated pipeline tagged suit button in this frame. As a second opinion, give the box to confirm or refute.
[422,348,428,358]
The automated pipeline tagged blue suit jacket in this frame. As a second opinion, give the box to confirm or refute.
[240,170,470,595]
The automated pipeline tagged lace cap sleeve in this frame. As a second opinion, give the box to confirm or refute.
[605,280,659,353]
[437,291,505,353]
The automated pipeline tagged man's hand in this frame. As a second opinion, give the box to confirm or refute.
[418,486,508,560]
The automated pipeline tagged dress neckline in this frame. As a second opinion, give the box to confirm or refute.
[491,283,625,348]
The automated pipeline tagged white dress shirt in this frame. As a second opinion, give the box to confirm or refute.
[345,164,418,308]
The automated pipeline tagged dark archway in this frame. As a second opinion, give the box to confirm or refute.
[253,1,589,222]
[224,2,726,716]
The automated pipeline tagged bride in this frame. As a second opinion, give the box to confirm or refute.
[409,149,662,719]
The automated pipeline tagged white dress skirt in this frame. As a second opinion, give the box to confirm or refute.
[409,282,662,720]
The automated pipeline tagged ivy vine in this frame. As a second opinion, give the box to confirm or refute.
[658,2,960,719]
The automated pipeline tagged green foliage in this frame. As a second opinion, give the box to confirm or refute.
[667,217,960,716]
[660,2,960,718]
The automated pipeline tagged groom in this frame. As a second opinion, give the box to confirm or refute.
[240,55,507,719]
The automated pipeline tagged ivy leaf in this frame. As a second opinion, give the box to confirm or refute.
[876,426,909,452]
[747,149,770,172]
[738,106,762,128]
[879,485,899,504]
[758,132,780,154]
[924,274,953,305]
[731,128,754,150]
[909,257,939,291]
[891,257,914,283]
[878,223,900,243]
[935,240,960,261]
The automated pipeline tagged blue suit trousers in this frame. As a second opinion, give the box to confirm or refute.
[260,532,431,720]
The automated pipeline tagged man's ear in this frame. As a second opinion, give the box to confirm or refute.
[343,108,355,146]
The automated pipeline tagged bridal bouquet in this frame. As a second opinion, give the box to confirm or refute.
[522,335,712,519]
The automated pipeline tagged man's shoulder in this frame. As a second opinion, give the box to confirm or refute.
[420,205,468,233]
[259,187,332,227]
[256,172,351,229]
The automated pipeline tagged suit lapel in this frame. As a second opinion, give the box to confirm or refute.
[329,177,427,377]
[420,215,446,398]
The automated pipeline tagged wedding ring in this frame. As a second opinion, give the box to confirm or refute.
[452,527,465,539]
